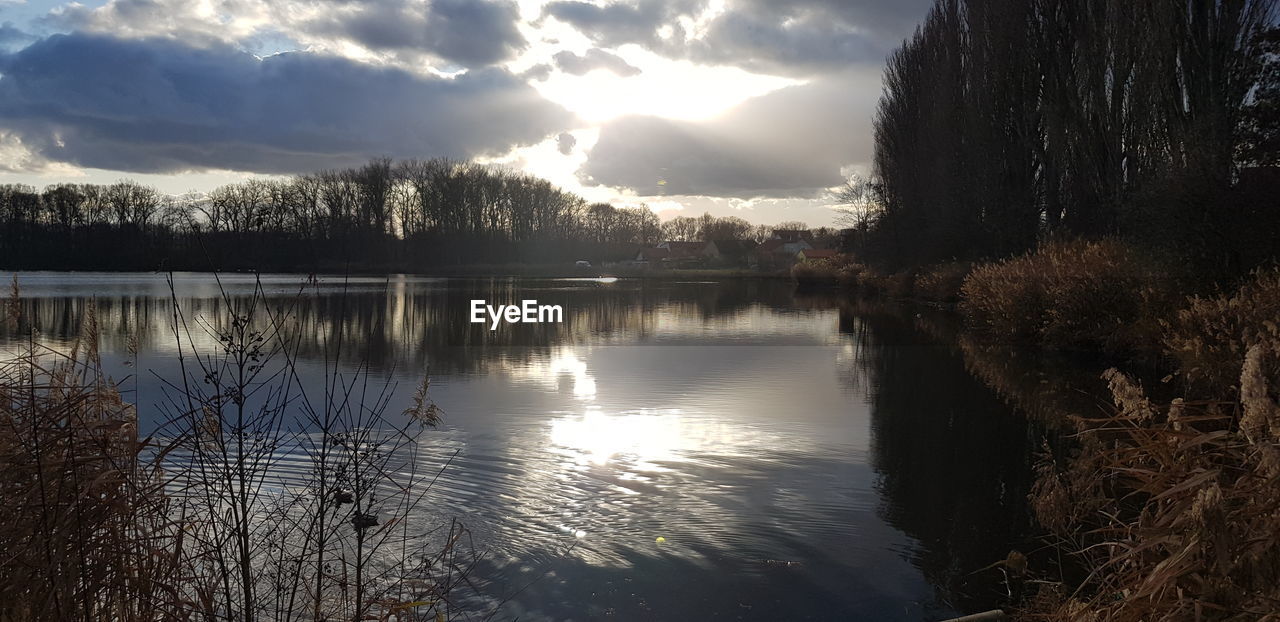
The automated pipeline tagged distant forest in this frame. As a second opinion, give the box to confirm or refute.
[0,158,812,272]
[851,0,1280,279]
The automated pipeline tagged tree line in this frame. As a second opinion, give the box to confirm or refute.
[853,0,1280,276]
[3,158,641,241]
[1,157,840,271]
[0,159,758,271]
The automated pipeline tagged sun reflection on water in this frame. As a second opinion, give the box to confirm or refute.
[549,408,691,466]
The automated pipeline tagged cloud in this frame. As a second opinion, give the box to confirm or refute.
[520,63,553,81]
[552,48,640,76]
[41,0,265,48]
[313,0,526,67]
[0,33,575,174]
[688,0,932,75]
[543,0,930,76]
[578,70,877,199]
[542,0,702,47]
[556,132,577,155]
[0,129,49,172]
[0,23,34,49]
[43,0,526,68]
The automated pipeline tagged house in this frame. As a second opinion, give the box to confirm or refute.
[796,249,838,262]
[765,230,815,256]
[771,229,814,244]
[634,240,717,266]
[751,236,814,269]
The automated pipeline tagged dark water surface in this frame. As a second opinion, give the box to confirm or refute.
[1,272,1041,621]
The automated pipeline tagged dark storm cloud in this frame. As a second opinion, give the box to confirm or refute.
[543,0,930,76]
[316,0,526,67]
[552,48,640,76]
[0,33,574,174]
[579,72,875,198]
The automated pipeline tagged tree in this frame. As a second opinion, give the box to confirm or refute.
[102,181,160,228]
[697,214,753,240]
[42,184,87,230]
[833,175,882,232]
[661,216,699,241]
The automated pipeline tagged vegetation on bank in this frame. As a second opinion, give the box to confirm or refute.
[957,240,1171,356]
[831,242,1280,620]
[1026,283,1280,621]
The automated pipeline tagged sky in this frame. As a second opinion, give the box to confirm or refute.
[0,0,931,225]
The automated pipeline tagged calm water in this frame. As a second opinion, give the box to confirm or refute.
[1,272,1039,621]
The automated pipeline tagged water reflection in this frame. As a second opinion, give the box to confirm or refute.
[3,272,1052,620]
[504,350,598,399]
[550,409,688,466]
[847,308,1039,613]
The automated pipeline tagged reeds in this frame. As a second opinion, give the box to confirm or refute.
[1022,314,1280,620]
[1162,269,1280,392]
[0,335,180,621]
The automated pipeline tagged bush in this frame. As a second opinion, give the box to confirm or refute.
[1163,269,1280,391]
[792,255,871,290]
[959,239,1165,353]
[913,262,971,304]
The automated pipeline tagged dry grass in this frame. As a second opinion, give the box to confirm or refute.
[959,239,1168,354]
[1163,269,1280,393]
[0,343,182,621]
[1022,337,1280,620]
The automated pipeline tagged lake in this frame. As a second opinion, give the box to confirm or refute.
[0,272,1041,621]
